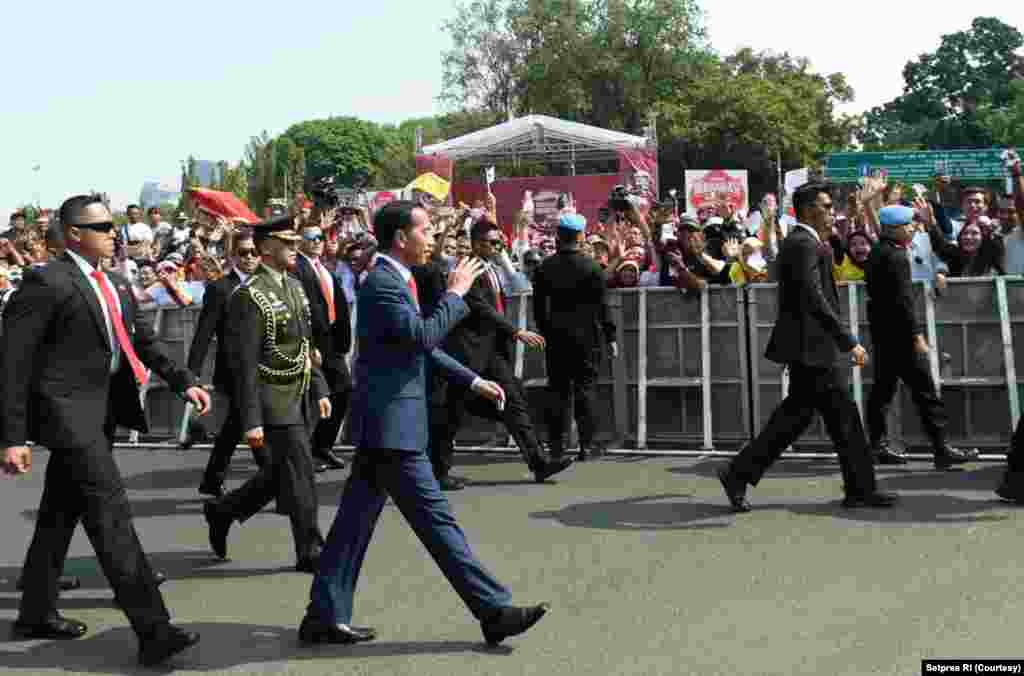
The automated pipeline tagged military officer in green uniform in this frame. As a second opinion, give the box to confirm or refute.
[202,216,331,572]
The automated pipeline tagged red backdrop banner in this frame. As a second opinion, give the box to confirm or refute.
[452,174,622,239]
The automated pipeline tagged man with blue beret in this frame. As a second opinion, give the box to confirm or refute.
[532,212,617,461]
[863,205,977,468]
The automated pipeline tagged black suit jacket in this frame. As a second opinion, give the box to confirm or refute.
[292,254,352,379]
[864,237,925,349]
[0,254,196,450]
[533,249,616,350]
[765,226,856,368]
[187,269,242,388]
[443,263,518,374]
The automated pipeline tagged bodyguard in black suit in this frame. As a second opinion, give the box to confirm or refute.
[433,219,571,487]
[532,213,618,460]
[718,183,897,512]
[0,195,210,666]
[187,232,267,496]
[293,225,351,471]
[863,205,976,469]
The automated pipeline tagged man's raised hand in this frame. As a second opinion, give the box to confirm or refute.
[447,257,484,297]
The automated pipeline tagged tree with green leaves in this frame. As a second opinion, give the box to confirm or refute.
[860,16,1024,150]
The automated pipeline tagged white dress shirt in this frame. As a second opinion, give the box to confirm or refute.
[66,249,122,374]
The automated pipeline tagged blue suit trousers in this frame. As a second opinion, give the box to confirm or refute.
[309,448,512,624]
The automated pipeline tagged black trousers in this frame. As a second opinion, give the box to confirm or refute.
[1006,417,1024,474]
[866,345,947,451]
[312,364,350,457]
[731,363,877,497]
[19,428,169,637]
[201,396,267,488]
[545,340,602,449]
[218,424,321,561]
[431,355,543,478]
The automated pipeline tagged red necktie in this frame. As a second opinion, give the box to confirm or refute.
[316,261,336,324]
[407,276,419,307]
[92,271,149,386]
[489,269,504,314]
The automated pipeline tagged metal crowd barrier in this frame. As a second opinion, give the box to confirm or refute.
[127,278,1023,453]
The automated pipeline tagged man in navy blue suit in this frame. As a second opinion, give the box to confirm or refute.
[301,201,549,646]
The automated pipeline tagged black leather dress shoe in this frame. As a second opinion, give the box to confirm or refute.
[872,441,908,465]
[995,476,1024,504]
[203,502,231,560]
[15,574,81,593]
[934,445,978,471]
[481,603,549,645]
[12,615,88,640]
[314,462,330,474]
[533,457,573,483]
[577,442,606,462]
[841,491,898,508]
[298,614,376,644]
[198,483,225,498]
[154,571,167,586]
[438,475,467,491]
[138,624,200,666]
[717,466,751,513]
[316,450,347,470]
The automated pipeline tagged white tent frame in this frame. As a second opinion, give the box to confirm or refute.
[420,115,654,173]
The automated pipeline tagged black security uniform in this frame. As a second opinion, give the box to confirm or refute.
[188,269,267,494]
[864,236,974,468]
[864,238,944,446]
[435,260,553,478]
[532,247,616,457]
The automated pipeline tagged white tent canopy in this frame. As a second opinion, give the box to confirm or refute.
[420,114,652,165]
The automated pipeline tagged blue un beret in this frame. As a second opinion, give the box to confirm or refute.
[878,205,914,227]
[558,213,586,232]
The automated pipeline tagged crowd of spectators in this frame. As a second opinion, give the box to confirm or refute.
[3,154,1024,326]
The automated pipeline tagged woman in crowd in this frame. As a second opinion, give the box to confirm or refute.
[922,199,1005,277]
[832,230,874,282]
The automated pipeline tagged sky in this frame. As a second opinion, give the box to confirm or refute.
[2,1,1022,225]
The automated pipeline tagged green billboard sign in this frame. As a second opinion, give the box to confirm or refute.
[824,150,1008,184]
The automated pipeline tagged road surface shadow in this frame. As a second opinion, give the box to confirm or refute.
[0,621,510,674]
[531,493,732,531]
[0,551,322,596]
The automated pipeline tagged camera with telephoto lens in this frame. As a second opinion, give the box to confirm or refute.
[608,184,638,212]
[311,171,368,213]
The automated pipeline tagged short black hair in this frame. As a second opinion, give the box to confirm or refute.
[235,226,254,241]
[45,221,65,247]
[59,194,107,228]
[961,186,989,203]
[127,204,141,212]
[557,227,581,247]
[470,217,499,242]
[792,183,833,219]
[147,206,161,216]
[374,201,420,250]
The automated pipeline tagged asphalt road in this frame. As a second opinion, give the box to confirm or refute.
[0,448,1021,676]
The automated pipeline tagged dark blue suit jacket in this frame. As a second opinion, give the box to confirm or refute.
[349,257,477,452]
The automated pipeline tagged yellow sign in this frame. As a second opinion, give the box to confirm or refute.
[408,172,451,201]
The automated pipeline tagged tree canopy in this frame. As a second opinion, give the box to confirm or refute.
[860,16,1024,150]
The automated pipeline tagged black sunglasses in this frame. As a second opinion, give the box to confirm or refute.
[236,248,259,257]
[75,221,115,232]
